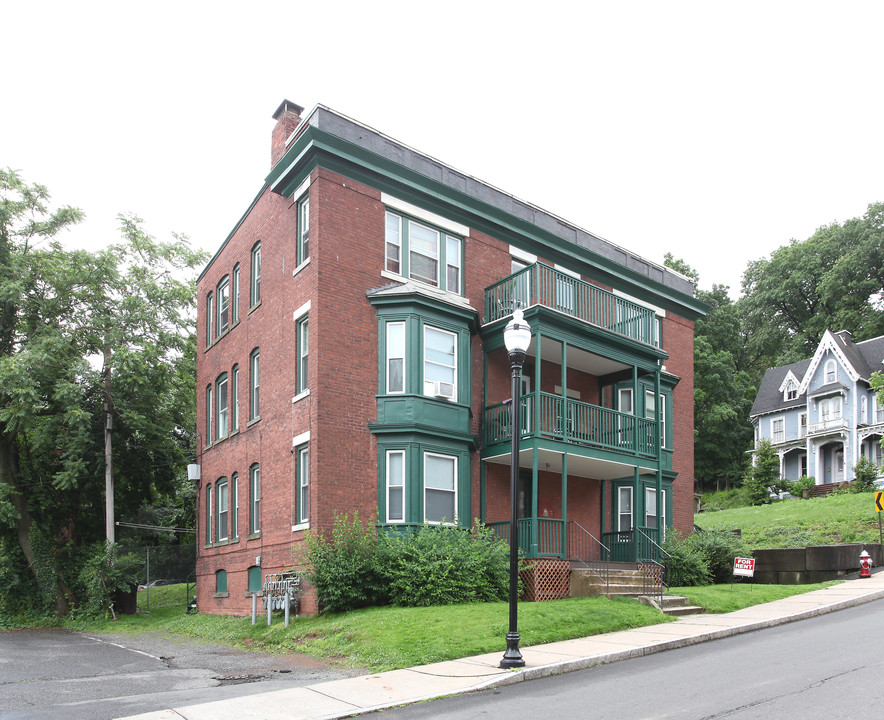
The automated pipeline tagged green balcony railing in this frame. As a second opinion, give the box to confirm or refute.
[485,262,660,347]
[487,518,567,558]
[485,392,657,459]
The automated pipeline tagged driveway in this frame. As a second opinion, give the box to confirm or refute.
[0,628,360,720]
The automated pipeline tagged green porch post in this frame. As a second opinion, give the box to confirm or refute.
[561,451,568,557]
[655,365,663,549]
[633,466,641,563]
[530,448,539,556]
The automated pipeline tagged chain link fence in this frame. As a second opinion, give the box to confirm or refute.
[130,544,196,612]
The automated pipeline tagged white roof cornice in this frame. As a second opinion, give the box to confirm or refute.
[797,330,861,393]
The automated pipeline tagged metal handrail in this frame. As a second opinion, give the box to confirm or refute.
[568,521,611,595]
[635,527,670,608]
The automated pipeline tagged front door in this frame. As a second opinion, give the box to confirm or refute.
[834,450,844,483]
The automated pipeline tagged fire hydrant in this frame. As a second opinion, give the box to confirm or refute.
[859,550,873,579]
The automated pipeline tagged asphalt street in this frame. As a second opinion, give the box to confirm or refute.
[0,629,360,720]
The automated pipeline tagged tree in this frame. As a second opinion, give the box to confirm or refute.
[740,203,884,364]
[0,168,206,616]
[745,439,782,505]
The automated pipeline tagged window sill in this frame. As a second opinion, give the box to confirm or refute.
[380,270,469,305]
[292,257,311,277]
[292,389,310,404]
[213,592,229,599]
[247,532,261,540]
[247,416,261,427]
[248,301,262,315]
[291,522,309,532]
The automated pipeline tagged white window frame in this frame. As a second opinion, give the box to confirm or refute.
[217,478,229,542]
[645,488,666,532]
[250,349,260,420]
[249,464,260,535]
[205,484,213,545]
[383,209,463,295]
[660,393,667,449]
[230,365,239,433]
[250,242,261,306]
[230,472,239,539]
[231,264,240,325]
[618,486,633,532]
[386,321,406,394]
[861,395,868,425]
[424,452,457,525]
[785,381,798,401]
[216,373,228,439]
[386,450,406,524]
[217,276,230,335]
[771,416,785,444]
[820,397,842,422]
[298,195,310,265]
[205,385,212,444]
[297,445,309,525]
[824,359,836,384]
[423,325,457,402]
[799,412,807,437]
[446,234,462,295]
[297,315,309,394]
[618,388,634,414]
[205,292,213,347]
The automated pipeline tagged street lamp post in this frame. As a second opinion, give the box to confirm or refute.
[500,308,531,669]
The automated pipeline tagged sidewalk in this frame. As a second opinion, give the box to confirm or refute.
[119,570,884,720]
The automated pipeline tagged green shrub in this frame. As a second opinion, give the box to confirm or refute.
[663,532,711,587]
[688,529,753,584]
[300,512,387,613]
[853,457,880,493]
[789,475,816,498]
[75,541,142,619]
[382,523,509,607]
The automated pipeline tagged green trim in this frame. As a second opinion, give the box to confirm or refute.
[267,125,707,319]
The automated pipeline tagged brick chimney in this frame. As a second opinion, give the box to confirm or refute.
[271,99,305,169]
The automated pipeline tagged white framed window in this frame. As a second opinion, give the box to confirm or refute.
[876,396,884,423]
[660,394,667,449]
[861,396,868,425]
[217,478,229,541]
[645,488,666,532]
[297,445,309,524]
[297,316,309,394]
[384,210,462,294]
[446,235,462,294]
[824,360,836,384]
[298,195,310,264]
[424,326,457,401]
[217,276,230,335]
[772,417,785,444]
[249,348,260,420]
[205,292,213,347]
[386,322,405,394]
[230,472,239,539]
[250,242,261,306]
[249,463,260,535]
[215,373,228,438]
[230,365,239,433]
[820,397,841,422]
[618,486,633,531]
[799,413,807,437]
[231,264,240,325]
[205,385,212,444]
[785,380,798,401]
[424,452,456,524]
[386,450,405,523]
[618,388,634,414]
[800,454,808,477]
[205,484,213,545]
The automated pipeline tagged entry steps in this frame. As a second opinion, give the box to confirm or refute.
[570,564,705,616]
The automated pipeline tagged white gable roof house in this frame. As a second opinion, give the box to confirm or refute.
[750,330,884,487]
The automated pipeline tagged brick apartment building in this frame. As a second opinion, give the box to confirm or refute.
[195,99,706,615]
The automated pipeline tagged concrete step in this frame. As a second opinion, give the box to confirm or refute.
[638,594,705,616]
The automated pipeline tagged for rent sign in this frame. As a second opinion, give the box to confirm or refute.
[733,557,756,578]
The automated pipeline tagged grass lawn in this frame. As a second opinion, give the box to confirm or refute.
[53,580,841,673]
[695,492,884,549]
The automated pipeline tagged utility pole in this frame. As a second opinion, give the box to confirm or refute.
[103,346,114,544]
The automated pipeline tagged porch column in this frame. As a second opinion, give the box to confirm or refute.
[655,366,662,541]
[480,461,486,522]
[561,341,568,439]
[632,467,641,563]
[534,329,542,435]
[561,452,568,557]
[531,448,539,556]
[632,365,639,454]
[600,478,607,537]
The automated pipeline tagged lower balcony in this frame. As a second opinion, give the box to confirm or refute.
[485,391,658,459]
[487,518,664,562]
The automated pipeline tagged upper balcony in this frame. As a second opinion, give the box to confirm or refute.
[485,263,660,348]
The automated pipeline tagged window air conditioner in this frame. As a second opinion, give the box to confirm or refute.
[431,381,455,400]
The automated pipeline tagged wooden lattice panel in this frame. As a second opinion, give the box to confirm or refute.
[639,562,663,588]
[520,558,571,602]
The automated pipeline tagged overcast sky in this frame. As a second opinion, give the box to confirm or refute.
[4,2,882,297]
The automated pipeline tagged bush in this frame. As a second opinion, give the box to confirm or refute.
[300,512,387,613]
[689,529,753,584]
[789,475,816,498]
[700,487,752,511]
[75,541,142,618]
[853,457,880,493]
[382,523,509,607]
[663,532,711,587]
